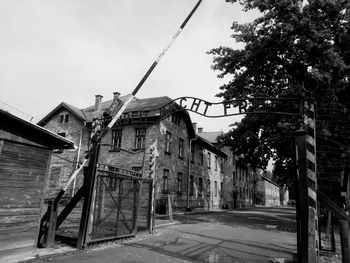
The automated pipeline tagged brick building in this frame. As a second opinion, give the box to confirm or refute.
[38,93,237,212]
[255,175,281,206]
[198,131,255,208]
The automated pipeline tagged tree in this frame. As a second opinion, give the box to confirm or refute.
[210,0,350,194]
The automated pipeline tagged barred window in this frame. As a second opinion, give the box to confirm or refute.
[135,128,146,150]
[112,129,122,148]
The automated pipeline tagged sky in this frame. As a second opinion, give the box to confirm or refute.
[0,0,260,132]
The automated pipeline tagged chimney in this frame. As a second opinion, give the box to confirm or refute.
[192,122,197,134]
[113,92,121,101]
[198,127,203,133]
[94,95,103,112]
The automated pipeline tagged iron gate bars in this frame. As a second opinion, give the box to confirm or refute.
[81,165,143,245]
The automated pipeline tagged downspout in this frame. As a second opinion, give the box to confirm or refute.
[187,137,197,211]
[72,121,86,196]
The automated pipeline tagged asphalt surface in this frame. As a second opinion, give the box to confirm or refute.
[31,206,297,263]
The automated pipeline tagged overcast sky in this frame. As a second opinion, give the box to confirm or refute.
[0,0,259,132]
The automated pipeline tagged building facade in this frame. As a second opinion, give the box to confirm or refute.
[255,176,281,206]
[39,93,233,212]
[197,131,255,209]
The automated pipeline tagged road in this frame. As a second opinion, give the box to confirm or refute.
[33,206,297,263]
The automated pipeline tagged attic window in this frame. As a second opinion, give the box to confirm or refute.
[60,114,69,123]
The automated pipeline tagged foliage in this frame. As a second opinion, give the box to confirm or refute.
[210,0,350,189]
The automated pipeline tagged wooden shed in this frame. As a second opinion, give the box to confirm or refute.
[0,109,74,257]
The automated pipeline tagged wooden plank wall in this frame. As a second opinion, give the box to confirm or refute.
[0,140,50,252]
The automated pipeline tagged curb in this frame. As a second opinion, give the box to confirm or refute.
[154,221,180,229]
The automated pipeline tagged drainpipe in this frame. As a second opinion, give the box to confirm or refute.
[187,138,197,211]
[72,122,86,196]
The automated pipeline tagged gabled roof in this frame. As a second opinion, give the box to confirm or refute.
[1,109,75,149]
[37,95,196,137]
[38,102,85,126]
[198,131,223,144]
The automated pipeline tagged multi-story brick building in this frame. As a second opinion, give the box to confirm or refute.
[39,93,234,212]
[198,130,255,208]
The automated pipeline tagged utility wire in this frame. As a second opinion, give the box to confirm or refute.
[0,100,41,122]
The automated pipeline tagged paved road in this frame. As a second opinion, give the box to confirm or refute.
[33,206,297,263]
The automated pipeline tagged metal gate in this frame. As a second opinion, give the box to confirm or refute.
[84,165,143,244]
[39,158,153,248]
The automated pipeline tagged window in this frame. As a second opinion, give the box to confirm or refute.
[178,138,184,159]
[198,177,203,196]
[112,129,122,149]
[220,158,224,172]
[214,181,218,197]
[165,132,171,154]
[215,155,218,171]
[220,181,223,197]
[162,169,169,191]
[207,153,211,168]
[190,175,194,196]
[199,149,203,166]
[207,179,211,196]
[60,114,69,123]
[135,128,146,150]
[190,143,194,163]
[171,113,180,125]
[177,172,182,193]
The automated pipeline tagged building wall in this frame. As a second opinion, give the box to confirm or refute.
[41,106,248,213]
[280,186,289,205]
[256,179,281,206]
[42,109,88,199]
[231,160,254,208]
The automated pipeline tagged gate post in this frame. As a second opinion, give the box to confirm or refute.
[295,100,319,262]
[77,144,100,249]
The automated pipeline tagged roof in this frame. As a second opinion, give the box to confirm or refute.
[81,96,173,122]
[38,102,85,126]
[1,109,75,149]
[197,131,223,144]
[38,95,196,137]
[261,176,281,188]
[196,134,227,157]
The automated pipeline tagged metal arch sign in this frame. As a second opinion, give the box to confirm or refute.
[159,96,302,118]
[110,96,302,126]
